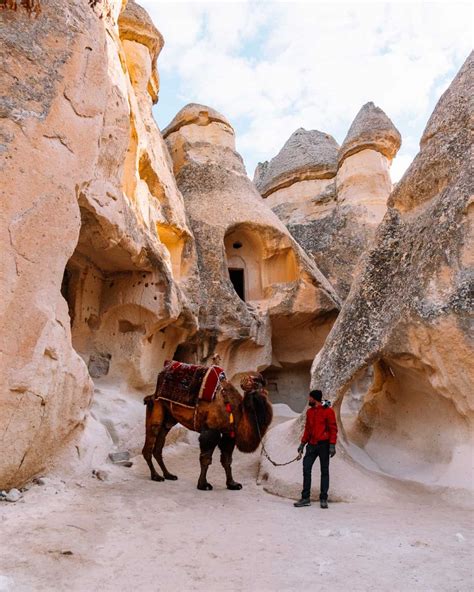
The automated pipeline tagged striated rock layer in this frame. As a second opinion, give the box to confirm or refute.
[256,103,401,298]
[164,104,340,410]
[0,0,197,488]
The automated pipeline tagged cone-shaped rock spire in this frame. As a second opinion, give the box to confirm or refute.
[254,128,339,198]
[338,102,401,167]
[162,103,234,139]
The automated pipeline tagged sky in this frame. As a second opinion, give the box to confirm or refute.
[141,0,472,182]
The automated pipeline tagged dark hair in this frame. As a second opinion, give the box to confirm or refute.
[309,389,323,402]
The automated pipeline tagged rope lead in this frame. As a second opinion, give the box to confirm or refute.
[253,402,302,467]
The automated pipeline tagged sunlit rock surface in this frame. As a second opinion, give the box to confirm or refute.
[261,53,474,495]
[0,0,471,499]
[0,0,197,488]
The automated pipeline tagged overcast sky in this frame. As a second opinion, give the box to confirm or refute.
[142,0,472,181]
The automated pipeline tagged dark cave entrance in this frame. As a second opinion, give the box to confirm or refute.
[229,268,245,301]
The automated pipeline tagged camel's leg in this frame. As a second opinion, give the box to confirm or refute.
[218,434,242,490]
[197,429,221,491]
[153,420,178,480]
[142,399,165,482]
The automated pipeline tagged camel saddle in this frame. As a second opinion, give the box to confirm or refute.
[154,360,226,407]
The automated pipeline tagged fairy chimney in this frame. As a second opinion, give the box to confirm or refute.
[163,104,339,408]
[255,104,401,297]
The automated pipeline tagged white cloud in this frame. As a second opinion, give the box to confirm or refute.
[141,0,472,180]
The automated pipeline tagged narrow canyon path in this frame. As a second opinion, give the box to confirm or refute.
[1,432,472,592]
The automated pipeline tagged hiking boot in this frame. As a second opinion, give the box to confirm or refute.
[294,498,311,507]
[320,499,328,509]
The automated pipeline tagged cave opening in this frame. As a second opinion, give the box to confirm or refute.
[224,224,300,303]
[61,266,76,324]
[229,268,245,301]
[172,342,198,364]
[339,358,471,488]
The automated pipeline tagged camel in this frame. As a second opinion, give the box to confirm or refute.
[142,371,273,490]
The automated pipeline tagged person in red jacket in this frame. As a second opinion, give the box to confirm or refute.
[294,389,337,509]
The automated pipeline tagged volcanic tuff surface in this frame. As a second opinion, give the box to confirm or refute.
[256,103,401,298]
[254,128,339,198]
[262,51,474,494]
[163,103,339,407]
[0,0,197,488]
[338,101,402,165]
[0,0,472,511]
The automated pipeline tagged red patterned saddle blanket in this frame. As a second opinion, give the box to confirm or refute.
[154,360,226,407]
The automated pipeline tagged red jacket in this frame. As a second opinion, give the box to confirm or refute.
[301,404,338,445]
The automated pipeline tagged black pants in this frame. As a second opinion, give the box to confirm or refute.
[301,441,330,500]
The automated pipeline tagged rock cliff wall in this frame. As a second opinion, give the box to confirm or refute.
[0,0,197,488]
[261,53,473,495]
[312,54,473,489]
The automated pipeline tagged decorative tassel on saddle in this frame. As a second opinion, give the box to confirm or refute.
[225,402,235,438]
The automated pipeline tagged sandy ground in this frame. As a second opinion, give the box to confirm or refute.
[1,431,473,592]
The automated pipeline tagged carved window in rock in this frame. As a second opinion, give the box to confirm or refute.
[224,225,299,302]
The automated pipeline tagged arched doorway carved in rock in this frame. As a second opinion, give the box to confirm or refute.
[224,228,264,301]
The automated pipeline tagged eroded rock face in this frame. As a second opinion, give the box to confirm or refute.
[118,0,162,103]
[309,53,473,489]
[0,0,197,488]
[69,0,198,396]
[164,104,339,409]
[256,103,401,298]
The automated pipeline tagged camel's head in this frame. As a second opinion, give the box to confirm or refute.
[235,372,273,453]
[240,372,268,395]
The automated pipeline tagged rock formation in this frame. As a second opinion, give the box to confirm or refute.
[163,104,339,410]
[1,0,471,499]
[254,128,339,199]
[255,103,401,297]
[262,53,473,494]
[0,0,197,488]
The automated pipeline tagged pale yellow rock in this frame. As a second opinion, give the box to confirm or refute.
[308,54,474,491]
[336,148,393,223]
[262,55,473,499]
[264,178,333,210]
[118,0,163,103]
